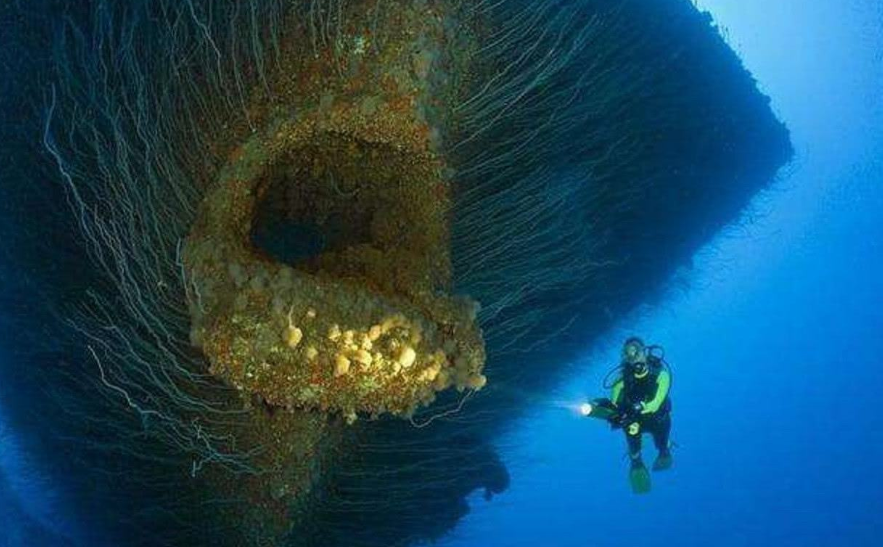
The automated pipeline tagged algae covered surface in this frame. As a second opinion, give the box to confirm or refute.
[183,0,487,423]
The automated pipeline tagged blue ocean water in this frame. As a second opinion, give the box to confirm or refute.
[0,0,881,545]
[440,0,883,546]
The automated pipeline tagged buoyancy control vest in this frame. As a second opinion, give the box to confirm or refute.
[622,357,672,415]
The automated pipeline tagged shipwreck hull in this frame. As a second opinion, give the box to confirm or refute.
[0,0,791,545]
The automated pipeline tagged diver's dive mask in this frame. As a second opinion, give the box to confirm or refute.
[622,338,649,377]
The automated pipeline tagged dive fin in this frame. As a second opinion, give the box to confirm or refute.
[629,461,652,494]
[652,451,673,472]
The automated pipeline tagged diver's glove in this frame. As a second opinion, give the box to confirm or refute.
[611,409,631,428]
[612,402,643,427]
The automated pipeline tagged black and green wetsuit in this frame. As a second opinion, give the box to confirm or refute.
[610,357,672,457]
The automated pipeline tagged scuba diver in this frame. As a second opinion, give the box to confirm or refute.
[580,337,673,494]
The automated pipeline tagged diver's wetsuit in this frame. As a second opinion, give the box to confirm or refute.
[611,357,672,456]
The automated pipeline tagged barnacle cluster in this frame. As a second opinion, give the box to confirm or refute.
[182,1,485,421]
